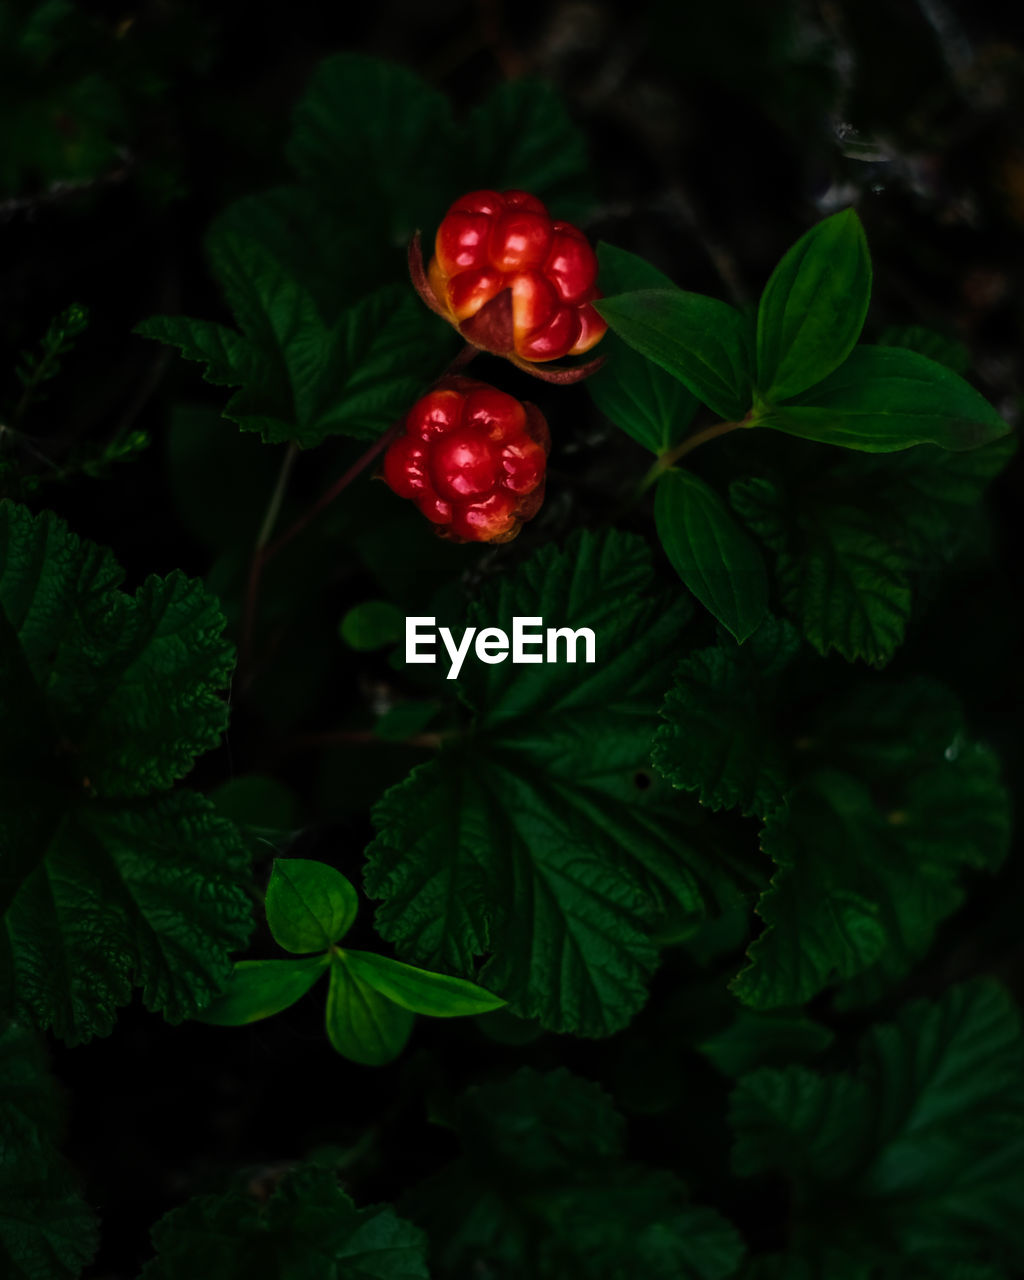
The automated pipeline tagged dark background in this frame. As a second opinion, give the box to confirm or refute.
[2,1,1022,1274]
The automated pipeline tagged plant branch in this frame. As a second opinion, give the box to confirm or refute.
[639,417,746,492]
[238,441,299,682]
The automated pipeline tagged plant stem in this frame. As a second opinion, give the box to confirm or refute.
[638,417,745,493]
[238,441,299,681]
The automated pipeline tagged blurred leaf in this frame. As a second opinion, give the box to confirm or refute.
[756,209,871,402]
[197,955,329,1026]
[405,1068,745,1279]
[265,859,358,953]
[730,981,1024,1276]
[757,346,1009,452]
[142,1164,430,1278]
[0,1021,98,1278]
[652,616,801,817]
[366,530,741,1036]
[589,245,700,454]
[697,1008,833,1078]
[340,600,404,651]
[596,288,753,422]
[878,323,970,376]
[655,470,768,641]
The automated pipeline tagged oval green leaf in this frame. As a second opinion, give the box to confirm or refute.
[594,288,753,422]
[265,858,358,953]
[343,950,506,1017]
[340,600,403,651]
[655,470,768,642]
[196,955,329,1026]
[756,208,871,402]
[325,953,414,1066]
[757,345,1009,452]
[587,245,700,455]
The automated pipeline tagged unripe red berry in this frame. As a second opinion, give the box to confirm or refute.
[425,190,607,365]
[382,378,550,543]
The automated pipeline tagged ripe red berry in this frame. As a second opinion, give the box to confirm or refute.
[423,190,607,366]
[382,378,550,543]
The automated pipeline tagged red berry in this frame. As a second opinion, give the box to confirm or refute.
[382,378,550,544]
[426,190,607,364]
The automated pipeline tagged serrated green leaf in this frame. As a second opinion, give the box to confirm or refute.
[730,981,1024,1276]
[143,1163,430,1279]
[588,245,701,454]
[0,504,251,1042]
[366,530,740,1037]
[133,315,252,387]
[732,681,1010,1008]
[197,955,329,1026]
[0,1023,99,1278]
[325,952,414,1066]
[757,345,1008,452]
[342,949,505,1017]
[655,470,768,641]
[5,789,253,1042]
[405,1068,745,1279]
[265,859,358,953]
[595,288,753,422]
[732,476,911,666]
[652,616,800,817]
[756,209,871,401]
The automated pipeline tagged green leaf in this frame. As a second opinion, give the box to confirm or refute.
[464,79,593,220]
[405,1068,745,1279]
[142,1163,430,1279]
[878,323,970,375]
[325,952,414,1066]
[732,680,1010,1008]
[697,1008,834,1078]
[756,209,871,401]
[287,53,457,245]
[0,503,251,1043]
[0,502,234,801]
[366,530,739,1036]
[651,616,801,817]
[730,981,1024,1276]
[196,955,329,1026]
[342,950,505,1017]
[756,345,1009,452]
[340,600,404,651]
[4,790,253,1043]
[589,245,701,454]
[0,1023,99,1278]
[732,476,911,666]
[265,859,358,953]
[133,315,252,388]
[655,470,768,641]
[595,288,753,422]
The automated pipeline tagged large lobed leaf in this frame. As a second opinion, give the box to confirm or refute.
[731,680,1010,1009]
[0,502,252,1042]
[405,1068,745,1279]
[365,529,742,1037]
[142,1164,430,1279]
[731,434,1014,666]
[730,980,1024,1277]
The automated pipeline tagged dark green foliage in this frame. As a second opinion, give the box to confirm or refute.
[730,981,1024,1277]
[405,1068,746,1279]
[366,529,742,1036]
[0,503,252,1041]
[142,1164,430,1279]
[0,1022,98,1277]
